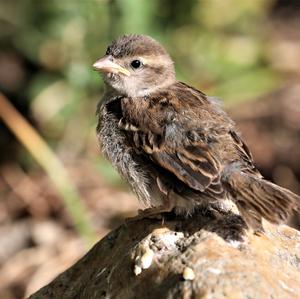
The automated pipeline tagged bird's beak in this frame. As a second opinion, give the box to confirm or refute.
[93,56,130,76]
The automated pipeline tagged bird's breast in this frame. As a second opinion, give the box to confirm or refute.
[97,100,155,206]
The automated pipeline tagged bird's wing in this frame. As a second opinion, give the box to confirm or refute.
[119,83,227,194]
[229,129,259,175]
[134,130,221,192]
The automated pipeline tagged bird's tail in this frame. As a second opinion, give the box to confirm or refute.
[225,171,300,230]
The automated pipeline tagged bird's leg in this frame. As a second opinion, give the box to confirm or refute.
[127,192,175,222]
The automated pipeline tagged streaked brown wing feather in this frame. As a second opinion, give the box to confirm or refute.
[230,130,253,163]
[229,130,259,175]
[122,127,221,193]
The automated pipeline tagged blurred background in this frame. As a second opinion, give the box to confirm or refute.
[0,0,300,298]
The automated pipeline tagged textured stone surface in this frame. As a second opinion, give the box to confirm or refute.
[28,210,300,299]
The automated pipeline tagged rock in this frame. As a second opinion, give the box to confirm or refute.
[27,209,300,299]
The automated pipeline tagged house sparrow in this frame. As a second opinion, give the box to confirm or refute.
[94,34,299,230]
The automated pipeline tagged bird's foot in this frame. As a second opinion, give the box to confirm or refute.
[125,204,174,223]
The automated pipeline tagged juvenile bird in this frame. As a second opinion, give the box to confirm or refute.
[94,34,299,230]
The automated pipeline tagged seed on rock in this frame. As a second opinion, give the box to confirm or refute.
[183,267,195,281]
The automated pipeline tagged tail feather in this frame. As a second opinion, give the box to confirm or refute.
[226,172,300,229]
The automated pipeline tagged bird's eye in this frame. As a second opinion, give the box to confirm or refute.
[105,46,112,55]
[130,60,142,69]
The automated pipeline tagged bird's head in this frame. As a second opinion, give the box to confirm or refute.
[93,34,175,97]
